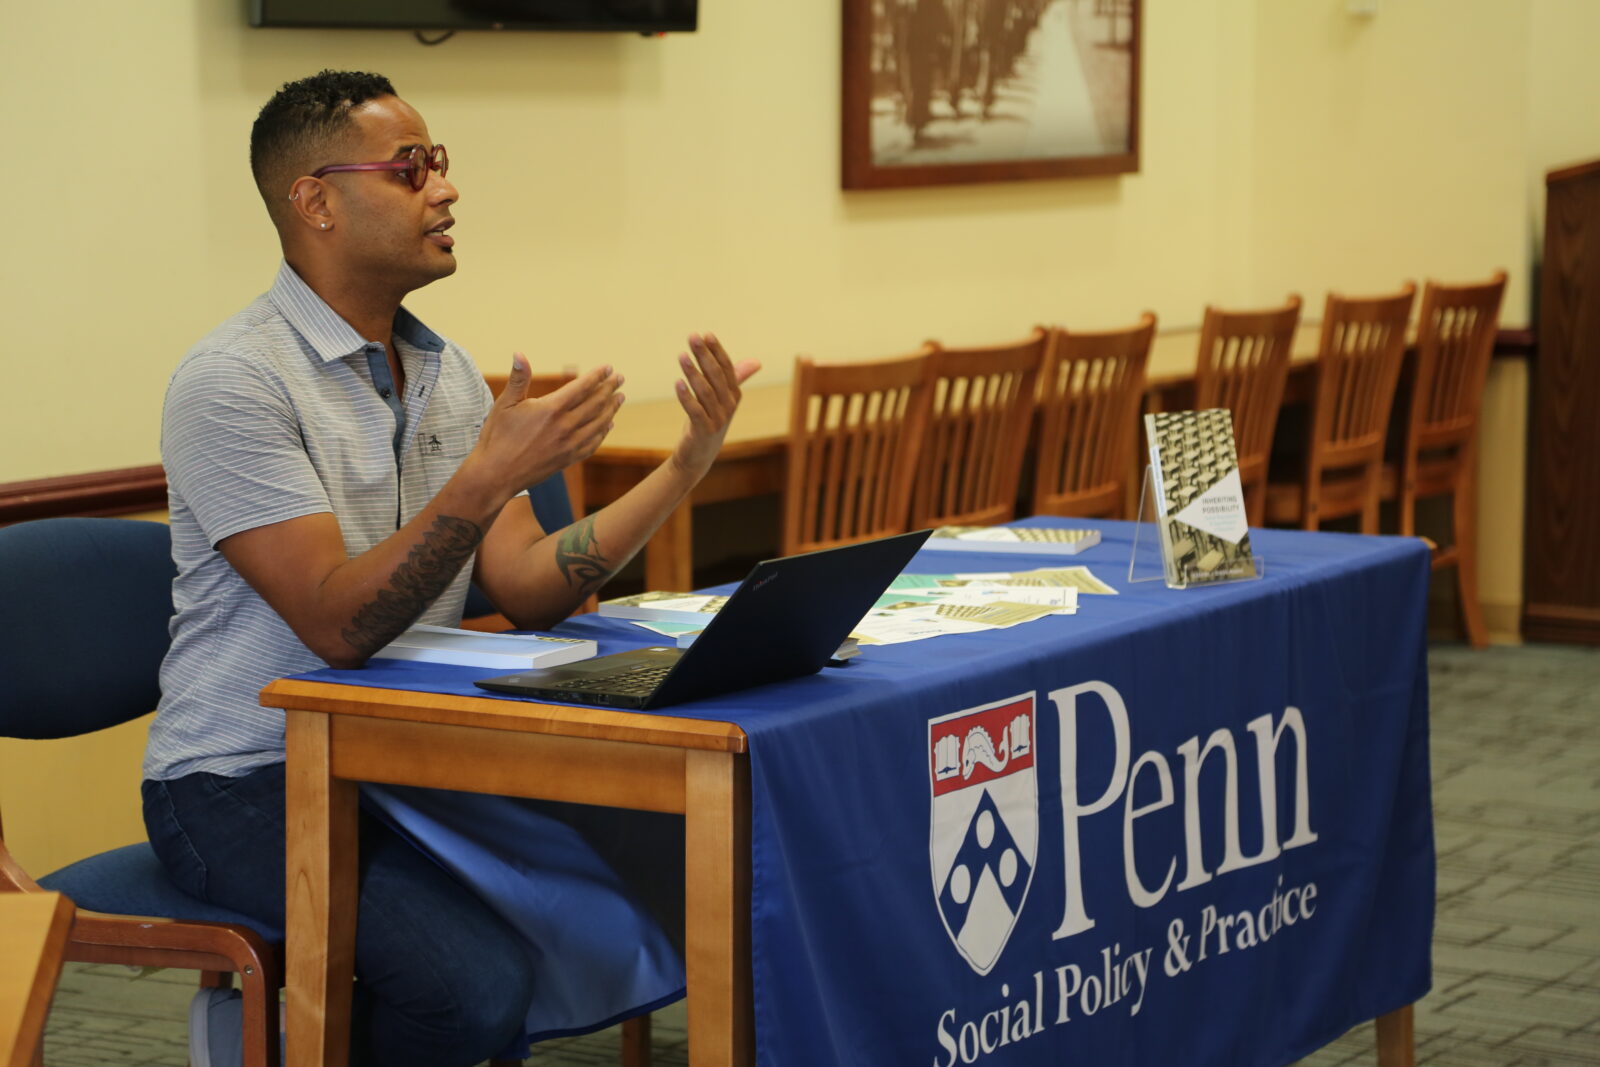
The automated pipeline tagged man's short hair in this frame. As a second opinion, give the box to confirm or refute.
[250,70,396,219]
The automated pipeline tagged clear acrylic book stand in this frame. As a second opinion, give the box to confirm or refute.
[1127,466,1265,589]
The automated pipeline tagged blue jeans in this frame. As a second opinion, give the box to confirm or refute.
[143,763,536,1067]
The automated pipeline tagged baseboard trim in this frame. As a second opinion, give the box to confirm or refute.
[1521,603,1600,646]
[1482,601,1522,645]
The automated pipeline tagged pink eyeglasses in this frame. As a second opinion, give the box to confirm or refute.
[310,143,448,192]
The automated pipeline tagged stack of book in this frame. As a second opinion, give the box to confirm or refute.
[595,591,728,625]
[375,624,597,670]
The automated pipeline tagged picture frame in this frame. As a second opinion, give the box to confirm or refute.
[842,0,1141,190]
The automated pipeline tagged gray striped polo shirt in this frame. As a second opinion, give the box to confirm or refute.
[145,261,492,780]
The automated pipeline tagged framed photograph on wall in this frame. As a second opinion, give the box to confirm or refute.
[842,0,1140,190]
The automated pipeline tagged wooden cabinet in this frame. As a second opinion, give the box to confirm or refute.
[1524,159,1600,644]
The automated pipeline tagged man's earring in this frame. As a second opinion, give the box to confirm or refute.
[289,192,300,201]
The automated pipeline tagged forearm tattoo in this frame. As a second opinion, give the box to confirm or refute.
[341,515,484,657]
[555,515,614,596]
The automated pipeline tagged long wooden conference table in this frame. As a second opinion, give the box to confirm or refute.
[267,516,1431,1067]
[587,324,1325,591]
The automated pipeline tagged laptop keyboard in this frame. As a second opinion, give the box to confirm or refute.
[564,663,674,696]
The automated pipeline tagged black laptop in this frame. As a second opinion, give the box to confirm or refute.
[474,529,931,710]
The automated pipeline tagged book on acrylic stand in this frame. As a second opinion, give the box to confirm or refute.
[1129,408,1262,589]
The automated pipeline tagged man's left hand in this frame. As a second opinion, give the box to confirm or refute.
[669,332,761,480]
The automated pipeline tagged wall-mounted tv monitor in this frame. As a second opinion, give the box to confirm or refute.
[250,0,697,33]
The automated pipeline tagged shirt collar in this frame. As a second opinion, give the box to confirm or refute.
[267,260,446,363]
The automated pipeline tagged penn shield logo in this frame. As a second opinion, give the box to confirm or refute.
[929,694,1038,975]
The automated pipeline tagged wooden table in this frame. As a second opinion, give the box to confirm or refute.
[0,892,74,1067]
[587,325,1325,591]
[267,680,754,1067]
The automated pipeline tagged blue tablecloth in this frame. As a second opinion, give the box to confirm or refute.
[295,518,1435,1066]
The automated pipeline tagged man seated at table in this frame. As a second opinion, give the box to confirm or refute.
[140,68,758,1066]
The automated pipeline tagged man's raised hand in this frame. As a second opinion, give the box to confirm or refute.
[670,333,761,479]
[472,353,623,500]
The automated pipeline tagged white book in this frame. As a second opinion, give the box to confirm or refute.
[925,525,1101,555]
[597,591,729,625]
[375,624,597,670]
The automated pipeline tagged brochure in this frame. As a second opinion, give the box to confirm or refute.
[925,525,1101,555]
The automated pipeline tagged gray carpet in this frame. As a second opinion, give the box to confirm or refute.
[1293,642,1600,1066]
[38,642,1600,1065]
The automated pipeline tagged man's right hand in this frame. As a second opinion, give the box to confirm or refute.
[469,353,624,501]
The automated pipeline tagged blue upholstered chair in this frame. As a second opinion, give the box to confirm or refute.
[0,517,283,1066]
[0,517,647,1066]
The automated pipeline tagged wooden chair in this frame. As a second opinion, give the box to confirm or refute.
[782,352,935,556]
[1193,295,1302,526]
[1383,270,1507,649]
[909,329,1048,529]
[1265,284,1417,533]
[0,517,648,1067]
[1031,313,1156,519]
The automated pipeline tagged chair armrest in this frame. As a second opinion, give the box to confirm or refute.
[0,840,45,892]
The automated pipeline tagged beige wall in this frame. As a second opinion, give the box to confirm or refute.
[0,0,1246,493]
[14,0,1550,488]
[1,719,155,882]
[1527,0,1600,257]
[1242,1,1539,622]
[1,1,1595,873]
[1249,1,1530,311]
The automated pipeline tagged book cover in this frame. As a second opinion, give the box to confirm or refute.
[925,525,1101,555]
[1143,408,1257,588]
[597,590,729,625]
[376,624,597,670]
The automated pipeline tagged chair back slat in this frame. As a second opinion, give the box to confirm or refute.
[1032,313,1155,519]
[1385,270,1506,647]
[1194,296,1300,523]
[783,353,934,555]
[1311,286,1415,474]
[1410,271,1506,451]
[910,329,1047,528]
[1263,283,1417,533]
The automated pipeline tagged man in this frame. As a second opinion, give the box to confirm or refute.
[141,69,758,1066]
